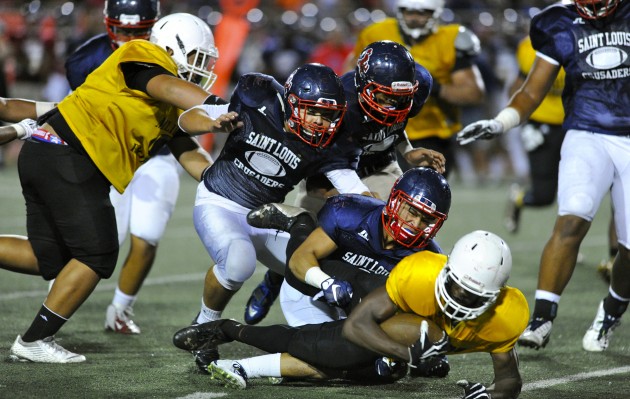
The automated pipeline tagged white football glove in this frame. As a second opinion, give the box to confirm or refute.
[520,124,545,152]
[13,119,38,140]
[456,119,504,145]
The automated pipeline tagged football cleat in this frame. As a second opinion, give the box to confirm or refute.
[105,304,141,335]
[518,317,553,349]
[9,335,86,363]
[192,347,220,374]
[208,359,248,389]
[582,300,621,352]
[409,354,450,378]
[173,319,233,351]
[503,184,524,234]
[246,203,314,232]
[596,257,614,284]
[244,270,282,325]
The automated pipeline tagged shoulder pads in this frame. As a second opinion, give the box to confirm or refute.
[454,26,481,57]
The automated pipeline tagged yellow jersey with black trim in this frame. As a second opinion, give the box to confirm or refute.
[57,39,181,193]
[385,251,529,354]
[517,36,565,125]
[354,19,464,140]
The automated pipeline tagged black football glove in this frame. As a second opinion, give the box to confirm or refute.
[409,354,450,378]
[407,320,450,368]
[457,380,491,399]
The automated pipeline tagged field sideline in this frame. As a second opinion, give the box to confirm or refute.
[1,164,629,398]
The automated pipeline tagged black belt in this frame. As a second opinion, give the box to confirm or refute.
[357,152,396,178]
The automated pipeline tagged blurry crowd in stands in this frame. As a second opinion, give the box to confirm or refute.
[0,0,554,186]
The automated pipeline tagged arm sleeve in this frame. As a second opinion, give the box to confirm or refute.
[120,62,176,94]
[325,169,370,194]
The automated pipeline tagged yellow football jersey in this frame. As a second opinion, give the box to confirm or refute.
[58,39,181,193]
[386,251,529,354]
[517,37,565,125]
[353,19,464,140]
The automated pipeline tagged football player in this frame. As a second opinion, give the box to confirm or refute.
[172,230,527,399]
[176,63,372,373]
[244,41,446,326]
[64,1,219,335]
[3,12,237,363]
[345,0,485,178]
[456,0,630,352]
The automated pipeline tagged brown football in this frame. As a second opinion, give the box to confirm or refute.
[379,313,444,346]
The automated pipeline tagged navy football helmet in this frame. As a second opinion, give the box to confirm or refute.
[284,63,347,148]
[574,0,621,19]
[383,167,450,248]
[355,41,418,126]
[104,0,160,48]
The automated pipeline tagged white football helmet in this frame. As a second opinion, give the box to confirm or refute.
[150,13,219,90]
[435,230,512,321]
[396,0,445,39]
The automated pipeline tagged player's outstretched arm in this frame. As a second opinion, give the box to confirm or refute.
[178,106,242,135]
[0,98,56,123]
[168,135,213,182]
[486,348,522,399]
[457,56,559,145]
[0,119,37,146]
[342,286,407,361]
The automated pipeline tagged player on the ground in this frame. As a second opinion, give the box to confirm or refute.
[173,230,527,399]
[456,0,630,352]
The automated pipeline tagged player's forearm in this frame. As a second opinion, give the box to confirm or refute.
[177,149,213,182]
[0,98,55,123]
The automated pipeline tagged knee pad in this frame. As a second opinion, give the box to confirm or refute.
[76,248,119,279]
[559,192,596,220]
[213,239,257,290]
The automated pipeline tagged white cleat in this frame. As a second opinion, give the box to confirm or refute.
[583,300,621,352]
[105,304,141,335]
[207,359,248,389]
[9,335,86,363]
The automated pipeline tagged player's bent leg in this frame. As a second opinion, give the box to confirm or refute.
[0,235,40,274]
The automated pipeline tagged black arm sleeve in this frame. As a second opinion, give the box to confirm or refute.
[120,62,175,94]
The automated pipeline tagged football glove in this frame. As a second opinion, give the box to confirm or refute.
[408,320,450,368]
[457,380,491,399]
[409,354,450,378]
[321,277,353,307]
[456,119,504,145]
[374,357,405,377]
[13,119,38,140]
[520,124,545,152]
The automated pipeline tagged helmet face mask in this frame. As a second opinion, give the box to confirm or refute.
[104,0,160,48]
[435,231,512,321]
[574,0,621,19]
[355,41,418,126]
[396,0,445,39]
[284,64,347,148]
[149,13,219,91]
[382,167,450,248]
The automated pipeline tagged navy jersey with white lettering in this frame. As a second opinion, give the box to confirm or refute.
[340,63,432,173]
[530,2,630,135]
[317,194,442,276]
[203,73,361,209]
[65,33,113,90]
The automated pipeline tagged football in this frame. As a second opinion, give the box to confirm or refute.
[244,150,287,177]
[379,313,444,346]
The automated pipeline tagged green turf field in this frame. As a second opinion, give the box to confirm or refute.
[1,164,628,398]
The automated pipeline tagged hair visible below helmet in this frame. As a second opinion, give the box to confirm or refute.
[435,230,512,321]
[355,41,418,126]
[283,63,347,148]
[574,0,621,19]
[396,0,445,39]
[104,0,160,48]
[382,167,450,248]
[149,13,219,91]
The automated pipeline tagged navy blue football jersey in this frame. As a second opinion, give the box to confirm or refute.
[340,63,431,173]
[203,73,361,209]
[530,2,630,135]
[317,194,442,276]
[65,33,113,91]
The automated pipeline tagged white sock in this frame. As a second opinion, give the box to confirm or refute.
[198,297,222,323]
[535,290,561,303]
[112,287,137,309]
[238,353,282,378]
